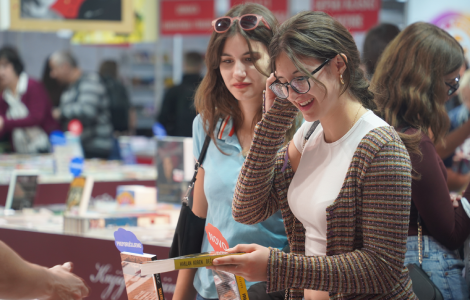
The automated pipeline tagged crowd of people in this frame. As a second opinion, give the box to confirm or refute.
[1,2,470,300]
[182,3,470,300]
[0,48,133,159]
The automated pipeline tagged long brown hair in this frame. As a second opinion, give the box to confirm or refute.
[194,3,300,150]
[269,11,375,110]
[372,22,464,145]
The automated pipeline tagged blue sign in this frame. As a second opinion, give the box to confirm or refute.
[69,157,84,177]
[114,228,144,254]
[50,130,66,146]
[153,122,167,138]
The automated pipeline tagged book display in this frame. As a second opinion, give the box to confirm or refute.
[63,212,171,235]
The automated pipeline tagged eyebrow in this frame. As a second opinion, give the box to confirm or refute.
[221,51,261,57]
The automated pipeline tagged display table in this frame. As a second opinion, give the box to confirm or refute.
[0,154,157,206]
[0,153,182,300]
[0,211,178,300]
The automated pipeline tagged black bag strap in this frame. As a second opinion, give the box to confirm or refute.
[302,120,320,152]
[183,135,211,206]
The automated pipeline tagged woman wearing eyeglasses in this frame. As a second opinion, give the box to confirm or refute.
[372,22,470,299]
[172,4,300,300]
[207,11,417,300]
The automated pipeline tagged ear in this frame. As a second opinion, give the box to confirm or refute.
[331,53,348,76]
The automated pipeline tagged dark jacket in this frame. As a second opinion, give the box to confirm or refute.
[158,74,202,137]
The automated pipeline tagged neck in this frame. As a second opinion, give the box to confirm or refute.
[7,76,19,96]
[320,94,365,143]
[237,95,261,133]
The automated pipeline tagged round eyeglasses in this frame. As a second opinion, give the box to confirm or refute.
[269,58,331,99]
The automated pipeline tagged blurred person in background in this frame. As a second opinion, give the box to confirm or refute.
[361,23,400,79]
[0,46,59,154]
[373,22,470,299]
[49,51,113,159]
[444,68,470,192]
[98,59,133,160]
[157,51,203,137]
[0,240,89,299]
[42,54,66,108]
[98,60,133,135]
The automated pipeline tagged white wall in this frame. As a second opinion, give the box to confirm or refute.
[406,0,470,62]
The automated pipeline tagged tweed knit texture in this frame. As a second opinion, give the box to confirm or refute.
[232,98,417,300]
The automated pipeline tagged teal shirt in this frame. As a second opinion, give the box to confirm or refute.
[192,115,288,298]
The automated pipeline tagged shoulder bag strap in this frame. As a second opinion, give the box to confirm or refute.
[302,120,320,152]
[183,135,211,206]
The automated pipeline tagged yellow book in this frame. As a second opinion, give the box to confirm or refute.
[140,252,243,275]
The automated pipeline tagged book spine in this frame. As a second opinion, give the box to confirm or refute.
[153,273,165,300]
[174,254,229,270]
[152,257,165,300]
[235,275,249,300]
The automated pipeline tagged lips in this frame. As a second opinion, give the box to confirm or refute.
[296,98,314,112]
[233,83,251,89]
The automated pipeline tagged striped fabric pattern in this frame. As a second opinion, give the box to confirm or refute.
[232,99,417,300]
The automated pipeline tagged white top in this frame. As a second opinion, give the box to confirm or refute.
[288,110,388,256]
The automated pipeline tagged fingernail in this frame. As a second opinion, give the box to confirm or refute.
[212,260,219,265]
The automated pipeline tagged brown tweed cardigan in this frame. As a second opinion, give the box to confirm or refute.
[232,99,417,300]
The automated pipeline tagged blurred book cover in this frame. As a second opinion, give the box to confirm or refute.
[156,137,193,204]
[65,176,93,215]
[6,172,39,210]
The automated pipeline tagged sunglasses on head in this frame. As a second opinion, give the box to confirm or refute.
[446,75,460,96]
[211,14,271,33]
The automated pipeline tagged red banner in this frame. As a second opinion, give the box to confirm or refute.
[230,0,289,23]
[312,0,380,33]
[160,0,215,35]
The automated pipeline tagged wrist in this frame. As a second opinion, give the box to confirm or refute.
[26,263,55,299]
[39,266,56,298]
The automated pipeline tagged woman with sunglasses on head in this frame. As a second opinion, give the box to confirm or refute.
[172,4,300,300]
[208,11,417,300]
[372,22,470,299]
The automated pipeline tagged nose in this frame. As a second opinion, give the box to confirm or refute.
[233,60,246,80]
[287,86,301,102]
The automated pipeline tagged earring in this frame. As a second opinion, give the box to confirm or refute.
[340,74,345,85]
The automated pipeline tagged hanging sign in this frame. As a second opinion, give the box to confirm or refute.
[160,0,215,35]
[312,0,381,33]
[230,0,289,23]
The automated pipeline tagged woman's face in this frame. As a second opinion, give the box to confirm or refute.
[274,52,343,122]
[0,58,18,90]
[219,33,269,103]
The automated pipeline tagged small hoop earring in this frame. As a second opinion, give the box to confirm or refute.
[340,74,345,85]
